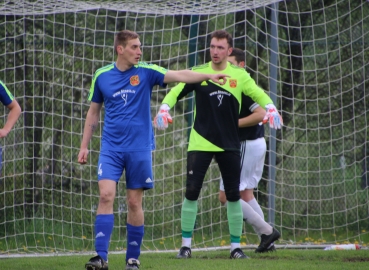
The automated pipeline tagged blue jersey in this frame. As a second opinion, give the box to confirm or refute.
[0,80,14,106]
[88,62,167,151]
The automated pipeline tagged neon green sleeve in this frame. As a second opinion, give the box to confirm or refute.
[161,82,187,108]
[243,76,273,108]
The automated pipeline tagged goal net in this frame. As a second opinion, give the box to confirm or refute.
[0,0,368,255]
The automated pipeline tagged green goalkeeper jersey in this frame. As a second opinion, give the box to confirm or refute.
[162,62,272,152]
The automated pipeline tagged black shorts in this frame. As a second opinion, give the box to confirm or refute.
[185,151,241,201]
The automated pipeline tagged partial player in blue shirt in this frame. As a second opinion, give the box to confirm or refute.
[78,30,230,270]
[0,80,22,175]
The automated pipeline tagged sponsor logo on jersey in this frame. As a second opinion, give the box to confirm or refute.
[229,79,237,88]
[217,94,223,106]
[112,89,136,106]
[121,93,128,105]
[130,75,140,86]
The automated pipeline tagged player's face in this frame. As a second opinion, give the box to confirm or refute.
[210,38,232,65]
[119,38,142,65]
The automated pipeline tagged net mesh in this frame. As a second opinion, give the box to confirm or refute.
[0,0,368,255]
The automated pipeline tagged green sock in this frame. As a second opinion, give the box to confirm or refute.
[227,200,243,243]
[181,198,198,238]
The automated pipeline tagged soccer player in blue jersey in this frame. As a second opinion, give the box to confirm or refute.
[219,48,275,252]
[154,30,282,259]
[0,80,21,175]
[78,30,230,270]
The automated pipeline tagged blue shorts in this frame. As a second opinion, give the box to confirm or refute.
[97,150,153,190]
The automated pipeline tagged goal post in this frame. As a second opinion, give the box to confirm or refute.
[0,0,368,255]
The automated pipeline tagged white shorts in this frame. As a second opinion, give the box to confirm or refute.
[220,137,266,191]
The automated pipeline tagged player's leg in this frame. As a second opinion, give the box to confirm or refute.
[85,151,123,270]
[239,138,268,234]
[177,151,213,259]
[240,138,276,251]
[124,150,153,269]
[216,151,248,259]
[125,189,144,269]
[0,146,2,177]
[240,138,266,218]
[239,139,280,252]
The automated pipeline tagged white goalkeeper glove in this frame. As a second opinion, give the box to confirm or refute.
[154,104,173,130]
[262,104,283,129]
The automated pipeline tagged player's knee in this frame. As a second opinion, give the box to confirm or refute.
[99,190,115,205]
[126,196,143,212]
[240,189,255,202]
[185,183,201,201]
[225,188,240,202]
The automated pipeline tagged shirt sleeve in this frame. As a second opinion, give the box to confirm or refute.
[242,74,273,108]
[0,81,15,106]
[162,82,194,108]
[88,72,103,103]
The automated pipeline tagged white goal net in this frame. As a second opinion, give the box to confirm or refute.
[0,0,368,255]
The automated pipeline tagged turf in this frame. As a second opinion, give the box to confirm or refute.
[1,249,369,270]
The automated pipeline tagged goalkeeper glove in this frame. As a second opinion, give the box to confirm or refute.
[262,104,283,129]
[154,104,173,130]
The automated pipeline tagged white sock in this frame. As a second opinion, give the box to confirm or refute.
[231,243,240,252]
[240,199,272,235]
[247,198,264,219]
[182,237,192,248]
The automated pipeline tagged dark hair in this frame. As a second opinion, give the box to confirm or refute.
[229,48,245,64]
[114,30,140,53]
[210,30,233,48]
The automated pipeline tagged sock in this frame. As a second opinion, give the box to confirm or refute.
[126,223,144,262]
[181,198,198,240]
[231,242,241,251]
[247,198,264,219]
[94,214,114,261]
[240,200,272,235]
[181,237,192,248]
[227,200,243,246]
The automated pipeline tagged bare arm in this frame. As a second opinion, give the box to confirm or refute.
[239,106,266,128]
[163,70,229,85]
[78,102,102,164]
[0,99,21,138]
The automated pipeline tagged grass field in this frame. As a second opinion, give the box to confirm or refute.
[1,248,369,270]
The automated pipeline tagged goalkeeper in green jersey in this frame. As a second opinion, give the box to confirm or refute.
[154,30,282,259]
[218,47,276,252]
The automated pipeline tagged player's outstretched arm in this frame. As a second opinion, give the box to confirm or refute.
[0,99,21,138]
[164,70,229,85]
[78,102,102,164]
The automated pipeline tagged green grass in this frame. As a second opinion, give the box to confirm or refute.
[1,249,369,270]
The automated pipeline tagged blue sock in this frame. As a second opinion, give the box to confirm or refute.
[94,214,114,261]
[126,223,144,262]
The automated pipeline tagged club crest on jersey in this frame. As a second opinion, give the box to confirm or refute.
[130,75,140,86]
[229,79,237,88]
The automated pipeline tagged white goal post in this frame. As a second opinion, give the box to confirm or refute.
[0,0,368,255]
